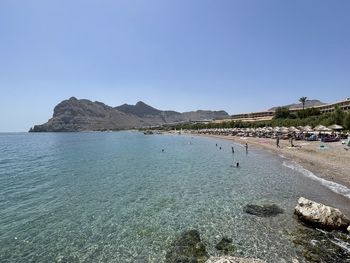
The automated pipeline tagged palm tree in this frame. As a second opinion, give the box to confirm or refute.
[299,97,307,110]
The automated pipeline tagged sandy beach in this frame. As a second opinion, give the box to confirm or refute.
[195,134,350,189]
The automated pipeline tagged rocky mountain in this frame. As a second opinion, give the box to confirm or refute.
[268,99,326,111]
[30,97,229,132]
[115,101,184,124]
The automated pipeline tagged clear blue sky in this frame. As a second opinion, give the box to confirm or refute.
[0,0,349,132]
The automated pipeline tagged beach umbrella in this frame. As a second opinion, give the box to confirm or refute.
[328,124,343,130]
[281,127,289,133]
[303,127,314,132]
[314,125,331,132]
[288,126,296,132]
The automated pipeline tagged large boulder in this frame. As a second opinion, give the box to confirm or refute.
[294,197,350,231]
[206,256,266,263]
[165,230,209,263]
[243,204,283,217]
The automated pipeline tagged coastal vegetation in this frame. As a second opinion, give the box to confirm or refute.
[299,96,308,111]
[166,107,350,131]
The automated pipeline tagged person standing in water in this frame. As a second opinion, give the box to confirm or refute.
[245,143,248,153]
[276,136,280,148]
[231,146,234,153]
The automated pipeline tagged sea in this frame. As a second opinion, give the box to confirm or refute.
[0,131,349,263]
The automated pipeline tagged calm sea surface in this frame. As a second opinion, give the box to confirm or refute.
[0,132,349,262]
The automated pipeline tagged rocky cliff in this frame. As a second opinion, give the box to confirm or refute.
[30,97,229,132]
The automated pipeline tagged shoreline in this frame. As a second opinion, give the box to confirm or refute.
[191,133,350,191]
[197,134,350,188]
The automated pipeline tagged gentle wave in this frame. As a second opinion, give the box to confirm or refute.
[282,160,350,199]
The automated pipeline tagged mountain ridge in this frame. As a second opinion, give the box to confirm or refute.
[30,97,229,132]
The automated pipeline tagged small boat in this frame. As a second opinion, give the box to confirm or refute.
[143,131,154,135]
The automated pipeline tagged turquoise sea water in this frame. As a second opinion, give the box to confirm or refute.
[0,131,349,263]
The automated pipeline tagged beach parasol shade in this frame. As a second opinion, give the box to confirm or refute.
[314,125,331,132]
[328,124,343,130]
[288,126,297,132]
[303,127,314,132]
[281,127,289,133]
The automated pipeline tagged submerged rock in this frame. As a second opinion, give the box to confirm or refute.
[294,197,350,231]
[206,256,266,263]
[243,204,283,217]
[215,237,236,254]
[165,230,209,263]
[291,227,350,262]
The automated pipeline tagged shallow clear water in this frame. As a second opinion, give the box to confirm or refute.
[0,132,349,263]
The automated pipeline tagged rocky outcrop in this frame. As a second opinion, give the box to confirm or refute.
[294,197,350,231]
[30,97,229,132]
[243,204,284,217]
[30,97,145,132]
[165,230,209,263]
[206,256,266,263]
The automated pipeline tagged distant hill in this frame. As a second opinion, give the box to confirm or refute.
[268,99,326,111]
[30,97,229,132]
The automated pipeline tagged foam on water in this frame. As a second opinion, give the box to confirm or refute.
[282,159,350,199]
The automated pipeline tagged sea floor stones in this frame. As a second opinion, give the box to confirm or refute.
[165,230,209,263]
[243,204,284,217]
[291,227,350,262]
[215,237,236,254]
[206,256,266,263]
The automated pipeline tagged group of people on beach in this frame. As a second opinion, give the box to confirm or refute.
[276,136,296,148]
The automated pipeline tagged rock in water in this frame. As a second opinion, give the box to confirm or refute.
[294,197,350,231]
[165,230,209,263]
[291,227,350,262]
[206,256,266,263]
[243,204,283,217]
[215,237,236,254]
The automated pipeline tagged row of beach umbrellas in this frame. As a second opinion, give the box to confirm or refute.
[198,124,344,134]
